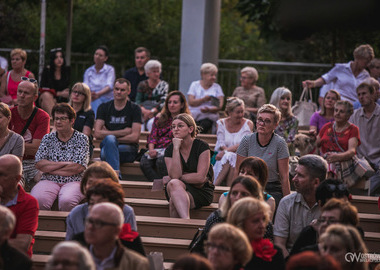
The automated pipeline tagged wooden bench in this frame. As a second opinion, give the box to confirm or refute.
[34,231,190,261]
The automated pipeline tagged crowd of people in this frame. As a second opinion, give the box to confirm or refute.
[0,43,379,270]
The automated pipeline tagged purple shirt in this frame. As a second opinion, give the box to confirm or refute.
[309,111,333,133]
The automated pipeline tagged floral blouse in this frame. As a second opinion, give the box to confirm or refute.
[147,116,173,148]
[275,116,298,144]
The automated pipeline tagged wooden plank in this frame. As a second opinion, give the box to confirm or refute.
[351,195,379,214]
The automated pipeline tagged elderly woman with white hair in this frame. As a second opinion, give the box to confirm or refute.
[270,87,298,155]
[46,241,96,270]
[136,59,169,131]
[188,63,224,134]
[232,66,266,121]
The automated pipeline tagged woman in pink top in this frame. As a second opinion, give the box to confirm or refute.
[0,48,35,106]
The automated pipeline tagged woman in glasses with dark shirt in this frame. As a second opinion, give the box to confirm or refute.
[39,48,71,116]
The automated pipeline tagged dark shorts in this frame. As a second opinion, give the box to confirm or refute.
[165,180,215,209]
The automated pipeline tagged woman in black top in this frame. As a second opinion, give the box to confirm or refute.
[69,82,95,157]
[164,113,214,219]
[39,48,71,116]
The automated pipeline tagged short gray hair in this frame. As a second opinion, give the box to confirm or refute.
[335,100,354,117]
[298,154,327,182]
[144,59,162,74]
[241,66,258,83]
[257,104,282,124]
[0,205,16,234]
[200,63,218,76]
[225,97,245,115]
[46,241,96,270]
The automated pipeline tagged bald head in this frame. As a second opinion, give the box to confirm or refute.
[91,202,123,227]
[0,154,22,176]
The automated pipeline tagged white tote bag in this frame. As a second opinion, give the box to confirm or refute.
[292,87,318,127]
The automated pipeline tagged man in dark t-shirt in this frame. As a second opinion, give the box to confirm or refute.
[123,47,150,102]
[94,78,142,176]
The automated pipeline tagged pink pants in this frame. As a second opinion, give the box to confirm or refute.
[31,180,84,211]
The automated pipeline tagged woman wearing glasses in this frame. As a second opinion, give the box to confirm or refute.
[0,48,35,106]
[164,113,214,218]
[68,82,95,157]
[39,48,71,116]
[31,103,89,211]
[236,104,290,206]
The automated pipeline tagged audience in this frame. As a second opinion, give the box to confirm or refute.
[94,78,141,177]
[319,224,368,270]
[270,87,299,155]
[350,82,380,195]
[303,44,374,103]
[140,90,190,181]
[0,48,35,106]
[136,59,169,131]
[83,45,115,114]
[9,78,50,190]
[0,205,32,270]
[353,77,380,109]
[309,90,341,135]
[39,48,71,116]
[317,100,359,179]
[45,241,95,270]
[164,113,214,218]
[123,47,150,102]
[207,223,252,270]
[0,102,24,158]
[232,66,266,121]
[368,58,380,82]
[0,154,38,257]
[236,104,290,206]
[274,154,327,257]
[228,197,285,270]
[68,82,95,157]
[31,103,89,211]
[213,97,253,186]
[84,202,149,269]
[188,63,224,134]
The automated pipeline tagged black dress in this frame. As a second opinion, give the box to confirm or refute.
[40,66,71,102]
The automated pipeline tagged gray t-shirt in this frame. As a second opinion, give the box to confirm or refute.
[0,131,24,157]
[236,132,289,183]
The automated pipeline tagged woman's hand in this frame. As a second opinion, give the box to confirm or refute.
[202,95,211,103]
[200,107,210,113]
[172,138,183,150]
[91,91,100,100]
[149,149,158,159]
[163,175,171,185]
[325,152,340,163]
[215,151,225,161]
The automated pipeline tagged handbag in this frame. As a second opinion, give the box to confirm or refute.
[332,123,375,187]
[292,87,318,127]
[188,227,207,256]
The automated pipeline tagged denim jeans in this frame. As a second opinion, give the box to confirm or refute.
[139,155,168,181]
[91,95,111,117]
[100,135,138,172]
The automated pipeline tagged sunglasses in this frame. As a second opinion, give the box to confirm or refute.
[21,77,38,84]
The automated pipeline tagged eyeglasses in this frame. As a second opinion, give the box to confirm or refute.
[171,124,187,130]
[54,116,69,122]
[21,77,38,84]
[256,118,272,126]
[85,217,118,229]
[317,218,338,225]
[72,90,86,96]
[326,183,347,192]
[205,242,232,253]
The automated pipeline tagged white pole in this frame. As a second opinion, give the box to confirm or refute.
[39,0,46,83]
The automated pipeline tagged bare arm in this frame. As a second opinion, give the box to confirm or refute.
[24,139,42,156]
[93,119,132,140]
[274,236,289,258]
[82,125,92,137]
[36,160,66,172]
[234,154,246,179]
[278,158,290,196]
[0,73,7,97]
[326,137,358,163]
[302,77,326,89]
[187,94,211,107]
[180,150,210,185]
[51,163,85,176]
[36,160,85,176]
[8,234,32,254]
[118,122,141,144]
[165,139,183,180]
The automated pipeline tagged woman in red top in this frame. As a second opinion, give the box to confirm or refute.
[0,49,35,106]
[317,100,360,178]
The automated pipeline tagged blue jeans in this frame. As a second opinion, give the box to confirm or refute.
[91,96,111,117]
[100,135,138,172]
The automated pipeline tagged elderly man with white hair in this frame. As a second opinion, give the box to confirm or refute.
[0,205,32,269]
[84,202,149,270]
[46,241,95,270]
[0,154,38,257]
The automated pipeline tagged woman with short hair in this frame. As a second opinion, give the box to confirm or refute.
[188,63,224,133]
[136,59,169,131]
[31,103,90,211]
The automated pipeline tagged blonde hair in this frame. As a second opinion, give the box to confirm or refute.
[200,63,218,76]
[241,66,259,83]
[0,102,11,118]
[257,104,282,124]
[353,44,374,61]
[320,90,341,117]
[227,197,271,231]
[69,82,92,112]
[11,48,27,62]
[173,113,198,138]
[208,223,252,267]
[225,97,245,115]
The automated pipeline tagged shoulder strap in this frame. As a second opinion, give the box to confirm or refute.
[331,122,345,153]
[5,71,11,95]
[20,107,38,137]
